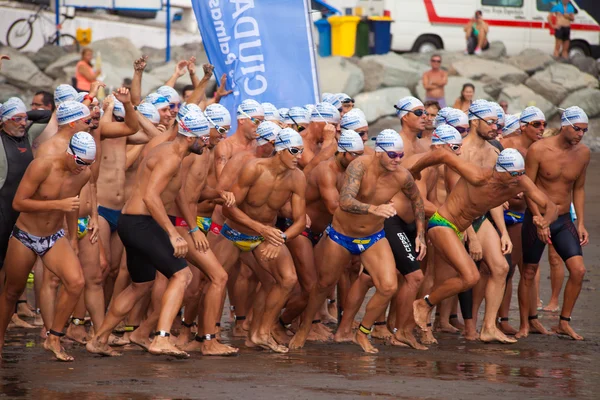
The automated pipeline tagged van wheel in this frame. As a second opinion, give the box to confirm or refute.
[569,41,591,58]
[413,35,443,53]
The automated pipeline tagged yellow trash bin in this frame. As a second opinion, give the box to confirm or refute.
[76,27,92,46]
[328,16,361,57]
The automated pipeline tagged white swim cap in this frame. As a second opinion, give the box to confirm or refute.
[157,86,181,104]
[256,121,282,146]
[0,97,27,121]
[519,106,545,124]
[112,97,126,118]
[54,84,78,104]
[495,148,525,173]
[431,125,462,146]
[205,103,232,127]
[179,110,210,137]
[490,102,505,127]
[436,108,468,128]
[304,104,315,113]
[145,93,170,110]
[561,106,589,126]
[76,92,88,103]
[340,109,368,131]
[68,131,96,161]
[178,103,202,120]
[337,93,352,103]
[395,96,424,120]
[262,102,281,122]
[502,114,521,137]
[434,107,454,128]
[311,102,341,124]
[237,99,264,120]
[322,93,342,110]
[337,130,365,152]
[469,99,496,121]
[284,106,311,125]
[57,101,91,126]
[137,103,160,124]
[274,127,304,152]
[375,129,404,152]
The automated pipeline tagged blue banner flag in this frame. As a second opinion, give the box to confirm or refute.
[191,0,320,131]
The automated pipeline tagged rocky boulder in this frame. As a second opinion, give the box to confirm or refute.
[506,49,555,75]
[570,54,598,78]
[317,56,364,97]
[498,84,556,118]
[354,87,411,123]
[416,76,491,106]
[582,117,600,151]
[451,58,528,85]
[479,41,507,60]
[525,63,598,105]
[90,37,142,69]
[368,116,400,136]
[0,47,53,90]
[0,83,28,103]
[357,53,428,92]
[44,53,81,80]
[559,88,600,119]
[29,45,69,71]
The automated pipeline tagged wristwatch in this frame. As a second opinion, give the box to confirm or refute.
[281,233,288,243]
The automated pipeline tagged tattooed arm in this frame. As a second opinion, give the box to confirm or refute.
[339,158,396,218]
[400,170,427,260]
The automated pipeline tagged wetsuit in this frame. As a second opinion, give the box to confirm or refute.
[522,210,582,264]
[0,130,34,269]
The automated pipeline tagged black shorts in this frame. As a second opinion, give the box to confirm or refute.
[384,215,420,276]
[521,209,582,265]
[555,26,571,41]
[0,205,19,270]
[117,214,187,283]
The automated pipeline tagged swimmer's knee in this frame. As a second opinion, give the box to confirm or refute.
[521,265,537,281]
[378,279,398,298]
[568,263,586,282]
[405,270,424,289]
[490,259,509,278]
[174,268,193,286]
[280,272,298,292]
[65,274,85,295]
[464,269,480,288]
[211,269,228,288]
[4,285,25,303]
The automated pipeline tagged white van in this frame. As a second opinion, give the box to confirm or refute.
[386,0,600,57]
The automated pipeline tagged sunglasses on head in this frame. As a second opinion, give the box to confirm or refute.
[393,105,428,117]
[287,147,304,155]
[204,113,229,135]
[9,116,28,123]
[377,145,404,159]
[527,121,547,129]
[341,98,354,104]
[69,143,94,166]
[287,113,306,133]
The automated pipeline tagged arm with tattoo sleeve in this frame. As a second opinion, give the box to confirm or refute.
[339,159,370,214]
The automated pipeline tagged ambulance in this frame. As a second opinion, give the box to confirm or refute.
[386,0,600,57]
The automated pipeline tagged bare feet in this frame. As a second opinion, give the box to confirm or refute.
[480,325,517,344]
[529,318,553,335]
[17,302,36,318]
[250,332,288,353]
[86,338,123,357]
[387,336,409,347]
[148,336,190,358]
[33,312,44,327]
[353,331,378,354]
[128,331,153,351]
[542,303,560,313]
[43,336,74,362]
[66,324,88,345]
[9,314,35,329]
[108,334,129,347]
[113,321,127,333]
[515,326,529,339]
[174,327,192,348]
[244,338,258,348]
[552,320,583,341]
[497,320,518,336]
[288,329,310,350]
[333,327,354,343]
[419,328,438,345]
[313,323,333,341]
[450,316,464,331]
[371,324,393,340]
[202,340,239,356]
[413,299,432,332]
[393,329,428,350]
[232,322,248,338]
[462,328,479,341]
[272,324,291,345]
[436,323,460,334]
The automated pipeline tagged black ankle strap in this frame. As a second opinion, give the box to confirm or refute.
[279,317,291,329]
[499,317,509,322]
[373,321,387,326]
[358,324,372,335]
[426,322,432,327]
[154,330,170,337]
[195,333,217,343]
[215,322,221,328]
[16,300,27,305]
[560,315,571,322]
[48,329,65,337]
[327,299,336,304]
[235,316,246,321]
[181,320,196,328]
[312,319,321,324]
[424,295,434,308]
[528,315,538,321]
[449,314,458,319]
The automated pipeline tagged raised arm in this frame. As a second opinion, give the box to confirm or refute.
[186,64,214,106]
[131,55,147,106]
[411,148,487,186]
[164,60,189,88]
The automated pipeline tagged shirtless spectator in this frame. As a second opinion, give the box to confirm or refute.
[465,10,489,55]
[422,55,448,108]
[548,0,576,59]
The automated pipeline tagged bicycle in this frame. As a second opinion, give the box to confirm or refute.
[6,4,80,51]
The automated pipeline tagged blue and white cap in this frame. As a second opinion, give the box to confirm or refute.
[262,102,281,122]
[278,108,289,121]
[157,86,181,104]
[395,96,424,120]
[468,99,496,121]
[145,93,170,110]
[496,148,525,172]
[435,108,468,128]
[490,102,505,126]
[561,106,588,126]
[284,106,311,125]
[432,125,462,146]
[112,97,125,118]
[274,127,303,152]
[237,99,264,120]
[340,108,368,130]
[434,107,455,128]
[137,103,160,124]
[54,84,78,104]
[0,97,27,121]
[68,131,96,161]
[337,93,352,103]
[178,103,202,120]
[502,114,521,137]
[76,92,88,103]
[179,110,210,137]
[304,104,315,114]
[311,102,341,124]
[205,103,232,127]
[256,121,282,146]
[519,106,545,124]
[323,93,342,110]
[57,100,90,126]
[337,130,364,152]
[375,129,404,152]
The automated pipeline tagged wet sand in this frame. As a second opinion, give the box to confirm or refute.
[2,157,600,399]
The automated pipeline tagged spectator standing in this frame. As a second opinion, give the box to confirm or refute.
[422,55,448,108]
[548,0,575,59]
[75,48,101,92]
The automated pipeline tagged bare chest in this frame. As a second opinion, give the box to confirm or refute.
[245,173,292,209]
